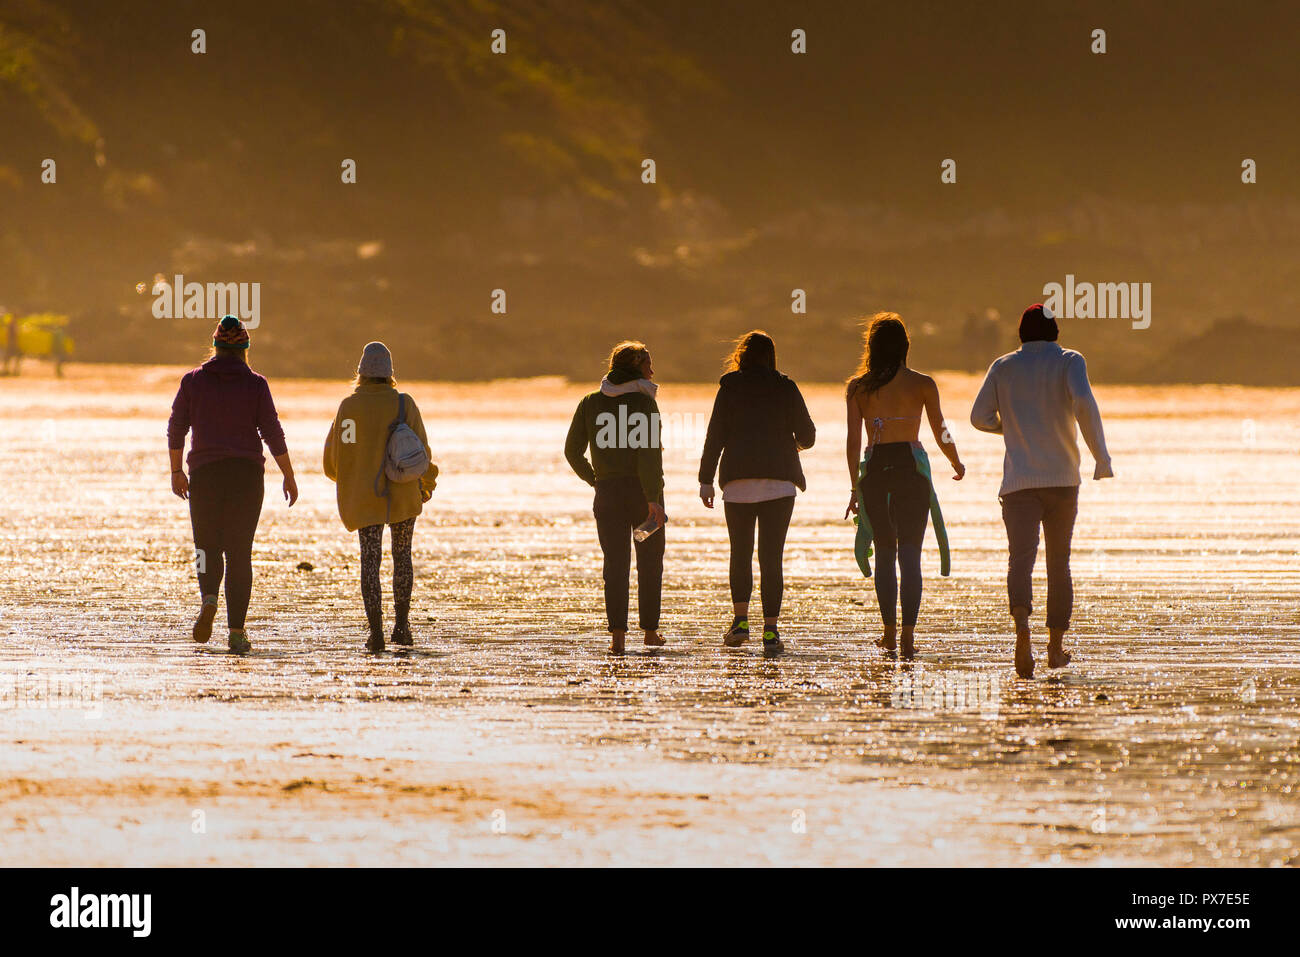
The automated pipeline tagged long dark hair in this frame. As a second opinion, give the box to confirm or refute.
[846,312,909,398]
[724,330,776,373]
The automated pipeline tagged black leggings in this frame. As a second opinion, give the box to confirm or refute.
[359,517,416,634]
[859,443,930,627]
[189,458,264,629]
[723,495,795,620]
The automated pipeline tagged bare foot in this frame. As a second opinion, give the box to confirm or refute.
[876,624,897,653]
[1013,615,1034,679]
[609,631,626,655]
[900,626,916,661]
[193,602,216,644]
[644,630,665,647]
[1047,630,1071,669]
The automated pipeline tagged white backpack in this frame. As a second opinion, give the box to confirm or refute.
[374,394,429,495]
[385,393,430,481]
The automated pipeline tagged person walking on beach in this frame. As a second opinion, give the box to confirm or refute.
[845,314,964,659]
[565,341,666,655]
[3,313,20,376]
[324,342,438,653]
[970,303,1113,678]
[699,331,815,658]
[168,315,298,654]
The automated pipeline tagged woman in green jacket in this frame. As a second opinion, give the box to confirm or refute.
[565,340,666,655]
[324,342,438,652]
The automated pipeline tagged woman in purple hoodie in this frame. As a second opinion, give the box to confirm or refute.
[167,316,298,653]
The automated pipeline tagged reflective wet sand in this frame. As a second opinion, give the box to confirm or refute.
[2,366,1298,865]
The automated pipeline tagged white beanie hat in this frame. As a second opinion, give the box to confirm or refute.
[357,341,393,378]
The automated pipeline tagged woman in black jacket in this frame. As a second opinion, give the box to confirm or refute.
[698,331,815,657]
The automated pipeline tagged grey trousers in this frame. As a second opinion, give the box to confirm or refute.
[1000,486,1079,631]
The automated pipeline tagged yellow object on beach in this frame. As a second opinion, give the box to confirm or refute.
[9,313,75,358]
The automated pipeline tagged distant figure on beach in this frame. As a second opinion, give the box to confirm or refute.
[970,303,1113,678]
[3,314,20,376]
[167,316,298,654]
[51,329,68,378]
[845,314,964,659]
[699,330,815,658]
[323,342,437,653]
[565,340,665,655]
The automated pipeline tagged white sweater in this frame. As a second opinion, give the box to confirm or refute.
[970,340,1113,496]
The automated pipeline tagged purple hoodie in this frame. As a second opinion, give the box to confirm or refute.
[167,355,288,471]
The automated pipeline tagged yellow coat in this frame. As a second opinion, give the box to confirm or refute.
[323,382,438,531]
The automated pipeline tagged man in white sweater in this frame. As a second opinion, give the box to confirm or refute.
[970,304,1113,678]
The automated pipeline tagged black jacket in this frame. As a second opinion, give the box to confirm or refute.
[698,368,816,490]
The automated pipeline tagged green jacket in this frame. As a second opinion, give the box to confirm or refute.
[565,390,664,502]
[854,444,950,578]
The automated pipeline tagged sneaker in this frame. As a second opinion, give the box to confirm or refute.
[762,626,784,658]
[228,630,251,655]
[723,616,749,647]
[391,624,413,647]
[366,629,385,653]
[193,602,217,644]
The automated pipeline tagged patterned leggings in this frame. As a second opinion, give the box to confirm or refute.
[358,517,416,634]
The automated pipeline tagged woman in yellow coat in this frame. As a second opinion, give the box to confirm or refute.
[324,342,438,652]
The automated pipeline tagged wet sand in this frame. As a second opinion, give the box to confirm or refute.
[2,364,1298,866]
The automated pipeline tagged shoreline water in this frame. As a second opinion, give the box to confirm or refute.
[1,367,1297,865]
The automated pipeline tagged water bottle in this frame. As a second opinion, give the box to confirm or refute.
[633,510,663,542]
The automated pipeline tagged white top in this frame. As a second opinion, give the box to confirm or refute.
[700,479,797,504]
[970,340,1113,496]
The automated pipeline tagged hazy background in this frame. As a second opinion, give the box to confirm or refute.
[2,0,1298,382]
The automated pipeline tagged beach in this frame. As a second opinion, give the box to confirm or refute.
[1,365,1298,866]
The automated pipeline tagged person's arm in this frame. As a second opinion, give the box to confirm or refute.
[564,397,596,486]
[790,381,816,450]
[637,397,665,505]
[969,361,1003,434]
[697,388,726,508]
[407,399,438,501]
[167,378,191,499]
[638,398,667,526]
[845,391,862,519]
[257,381,297,505]
[273,451,298,505]
[322,410,339,483]
[1067,354,1114,479]
[923,376,965,479]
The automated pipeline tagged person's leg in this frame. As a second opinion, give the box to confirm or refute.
[755,496,795,626]
[1001,489,1044,677]
[358,523,385,647]
[632,493,665,646]
[593,481,632,653]
[389,517,416,643]
[723,500,757,616]
[861,473,899,650]
[1041,486,1079,667]
[892,471,932,659]
[220,461,264,647]
[187,463,225,642]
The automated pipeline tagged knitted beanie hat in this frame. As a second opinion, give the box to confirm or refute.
[213,315,250,349]
[1019,303,1060,343]
[357,341,393,378]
